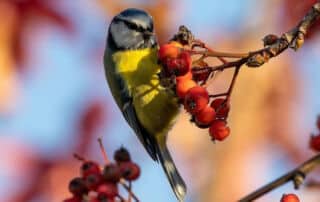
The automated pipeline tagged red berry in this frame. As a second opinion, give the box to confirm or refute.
[114,147,131,163]
[210,98,230,118]
[85,173,103,190]
[81,161,101,178]
[96,196,115,202]
[158,43,180,61]
[97,183,118,198]
[176,79,197,99]
[165,52,191,76]
[195,106,216,126]
[88,197,100,202]
[177,51,192,76]
[280,193,300,202]
[209,120,230,141]
[317,116,320,130]
[68,177,88,196]
[184,86,209,114]
[97,198,115,202]
[103,163,121,183]
[166,58,181,73]
[169,41,183,48]
[63,196,82,202]
[119,162,141,181]
[310,134,320,152]
[176,71,193,83]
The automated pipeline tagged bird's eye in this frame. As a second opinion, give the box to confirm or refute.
[127,22,138,30]
[125,21,145,32]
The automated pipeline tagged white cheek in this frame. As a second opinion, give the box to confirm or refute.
[132,31,139,37]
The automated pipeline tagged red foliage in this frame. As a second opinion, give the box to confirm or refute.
[8,0,73,68]
[79,101,105,136]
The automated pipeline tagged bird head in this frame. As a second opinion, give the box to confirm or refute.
[107,8,157,51]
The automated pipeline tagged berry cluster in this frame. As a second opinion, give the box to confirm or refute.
[63,147,140,202]
[158,41,230,141]
[280,193,300,202]
[309,116,320,152]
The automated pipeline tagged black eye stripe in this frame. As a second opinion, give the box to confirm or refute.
[123,20,145,32]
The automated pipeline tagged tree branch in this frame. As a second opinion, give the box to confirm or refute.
[239,154,320,202]
[191,2,320,71]
[244,2,320,67]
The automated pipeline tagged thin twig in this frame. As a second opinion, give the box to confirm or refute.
[226,66,241,101]
[73,153,86,161]
[239,154,320,202]
[203,43,229,64]
[120,179,140,202]
[209,93,229,98]
[117,194,126,202]
[98,137,110,164]
[189,50,249,58]
[192,39,229,64]
[128,181,132,202]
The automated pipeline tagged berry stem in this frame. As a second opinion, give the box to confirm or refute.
[128,181,132,202]
[239,153,320,202]
[209,93,228,98]
[191,39,228,64]
[189,50,249,59]
[97,138,110,164]
[207,65,240,113]
[119,179,140,202]
[192,55,208,66]
[117,194,126,202]
[203,43,228,64]
[226,66,241,101]
[73,153,86,161]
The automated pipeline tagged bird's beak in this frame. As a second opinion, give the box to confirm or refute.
[143,30,157,47]
[144,30,155,37]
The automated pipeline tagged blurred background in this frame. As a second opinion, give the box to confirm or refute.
[1,0,320,201]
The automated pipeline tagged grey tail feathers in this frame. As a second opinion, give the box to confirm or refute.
[156,145,187,202]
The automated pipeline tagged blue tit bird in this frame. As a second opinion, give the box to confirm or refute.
[103,8,186,201]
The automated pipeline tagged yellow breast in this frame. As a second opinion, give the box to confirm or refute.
[112,48,180,140]
[112,48,161,105]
